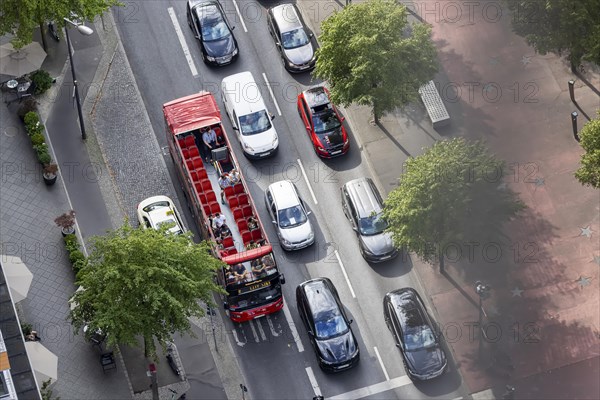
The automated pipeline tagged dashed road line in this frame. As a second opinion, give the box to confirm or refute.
[256,318,267,341]
[167,7,198,77]
[297,159,318,205]
[373,346,390,381]
[328,375,412,400]
[267,315,280,337]
[231,0,248,33]
[282,298,304,352]
[305,367,322,397]
[231,329,245,347]
[262,72,282,116]
[335,250,356,298]
[249,319,260,342]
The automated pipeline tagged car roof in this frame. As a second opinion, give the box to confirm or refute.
[196,3,222,20]
[270,4,303,32]
[188,0,217,9]
[386,288,429,329]
[221,71,267,115]
[303,86,330,109]
[268,180,300,209]
[344,178,382,218]
[301,278,340,316]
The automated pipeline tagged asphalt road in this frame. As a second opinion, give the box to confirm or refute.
[115,1,466,399]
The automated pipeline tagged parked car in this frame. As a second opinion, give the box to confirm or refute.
[186,0,238,66]
[265,180,314,251]
[341,178,398,262]
[137,196,186,235]
[267,4,317,72]
[296,278,359,372]
[383,288,447,380]
[297,86,349,158]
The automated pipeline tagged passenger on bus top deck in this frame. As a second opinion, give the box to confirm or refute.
[218,173,232,204]
[213,212,226,229]
[217,224,232,239]
[247,216,258,231]
[228,168,240,185]
[233,263,249,282]
[251,259,266,277]
[225,267,236,284]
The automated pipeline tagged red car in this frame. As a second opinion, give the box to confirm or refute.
[297,86,349,158]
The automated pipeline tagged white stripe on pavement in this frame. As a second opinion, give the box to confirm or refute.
[335,250,356,298]
[305,367,322,397]
[262,72,282,116]
[232,0,248,33]
[167,7,199,77]
[373,346,390,381]
[297,159,318,205]
[328,375,412,400]
[282,298,304,352]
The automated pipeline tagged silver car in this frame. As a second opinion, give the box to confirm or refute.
[267,4,317,73]
[265,180,315,250]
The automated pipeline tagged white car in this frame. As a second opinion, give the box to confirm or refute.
[137,196,186,235]
[265,180,314,251]
[221,71,279,159]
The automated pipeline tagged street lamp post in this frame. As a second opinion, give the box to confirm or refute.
[64,17,93,140]
[475,281,491,361]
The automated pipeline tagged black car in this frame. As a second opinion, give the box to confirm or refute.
[186,0,238,66]
[267,4,317,73]
[296,278,359,372]
[383,288,447,380]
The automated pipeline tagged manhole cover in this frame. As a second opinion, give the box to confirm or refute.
[4,126,18,137]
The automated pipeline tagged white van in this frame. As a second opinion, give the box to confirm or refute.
[221,71,279,158]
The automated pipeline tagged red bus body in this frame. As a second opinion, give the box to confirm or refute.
[163,92,284,322]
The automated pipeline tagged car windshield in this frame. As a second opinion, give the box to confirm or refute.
[143,201,170,212]
[201,16,230,41]
[277,205,307,228]
[358,212,388,235]
[312,109,341,133]
[239,111,272,136]
[281,28,310,49]
[314,311,348,340]
[228,284,280,311]
[157,218,183,235]
[404,326,437,351]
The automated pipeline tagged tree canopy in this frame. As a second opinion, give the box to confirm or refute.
[575,111,600,189]
[383,138,525,272]
[0,0,120,50]
[314,0,438,123]
[505,0,600,68]
[69,223,224,360]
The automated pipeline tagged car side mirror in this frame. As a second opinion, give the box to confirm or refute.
[307,330,314,337]
[352,226,358,232]
[231,26,236,30]
[279,274,285,284]
[309,33,314,38]
[340,116,345,122]
[306,211,312,216]
[272,220,277,224]
[223,302,229,310]
[305,126,311,131]
[349,319,354,325]
[270,113,275,120]
[232,125,239,130]
[396,343,401,348]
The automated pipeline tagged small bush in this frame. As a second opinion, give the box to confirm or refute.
[18,99,38,120]
[63,234,86,274]
[24,111,39,127]
[30,133,45,146]
[21,322,33,336]
[30,70,53,95]
[35,145,51,165]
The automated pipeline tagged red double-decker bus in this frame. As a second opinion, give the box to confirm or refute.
[163,92,285,322]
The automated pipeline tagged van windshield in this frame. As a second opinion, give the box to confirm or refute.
[239,111,272,136]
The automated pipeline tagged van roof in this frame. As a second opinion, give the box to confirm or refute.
[344,177,382,218]
[268,180,299,209]
[221,71,267,115]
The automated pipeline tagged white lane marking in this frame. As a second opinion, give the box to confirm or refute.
[256,318,267,341]
[451,397,463,400]
[231,329,245,347]
[249,320,260,342]
[328,375,412,400]
[373,346,390,381]
[167,7,199,77]
[335,250,356,298]
[267,315,280,337]
[305,367,322,397]
[297,159,318,205]
[262,72,282,116]
[282,298,304,352]
[231,0,248,33]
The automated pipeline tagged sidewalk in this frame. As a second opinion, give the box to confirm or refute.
[299,0,599,399]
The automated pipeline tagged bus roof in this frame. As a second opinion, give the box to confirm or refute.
[223,245,273,265]
[163,92,221,135]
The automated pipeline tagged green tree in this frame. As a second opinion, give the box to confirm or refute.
[505,0,600,68]
[0,0,120,51]
[575,111,600,189]
[383,138,525,272]
[69,223,224,361]
[314,0,438,124]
